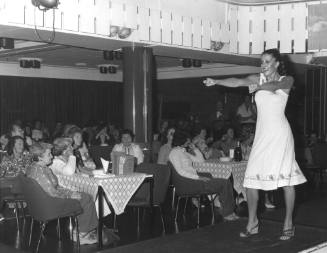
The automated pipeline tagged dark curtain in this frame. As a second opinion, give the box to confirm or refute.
[0,76,123,133]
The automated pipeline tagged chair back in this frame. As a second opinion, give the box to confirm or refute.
[0,176,23,194]
[133,163,171,205]
[89,145,113,168]
[313,143,327,168]
[19,175,82,222]
[167,161,204,196]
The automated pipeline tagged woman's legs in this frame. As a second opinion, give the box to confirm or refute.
[246,188,259,229]
[282,186,295,230]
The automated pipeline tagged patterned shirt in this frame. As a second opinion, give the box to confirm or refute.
[26,162,73,199]
[0,153,33,178]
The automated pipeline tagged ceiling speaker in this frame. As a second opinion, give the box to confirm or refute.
[103,51,114,60]
[20,60,32,68]
[32,60,41,68]
[114,51,123,60]
[0,38,14,49]
[192,59,202,68]
[182,59,192,68]
[99,66,108,74]
[108,66,117,74]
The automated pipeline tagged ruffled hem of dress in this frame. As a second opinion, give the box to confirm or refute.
[243,174,307,191]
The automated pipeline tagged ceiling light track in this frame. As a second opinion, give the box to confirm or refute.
[220,0,318,6]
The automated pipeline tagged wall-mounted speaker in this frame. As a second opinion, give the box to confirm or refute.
[99,66,108,74]
[182,59,192,68]
[0,38,14,49]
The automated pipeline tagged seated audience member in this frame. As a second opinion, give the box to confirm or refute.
[236,95,256,125]
[31,120,42,142]
[52,122,64,140]
[158,120,169,143]
[304,132,318,165]
[24,122,32,138]
[95,127,111,146]
[212,127,238,156]
[193,137,223,160]
[26,142,98,245]
[0,136,32,178]
[0,136,32,213]
[50,138,77,176]
[157,128,175,165]
[168,131,239,221]
[67,126,96,170]
[10,123,33,147]
[111,129,121,145]
[192,127,208,144]
[0,134,9,152]
[111,129,144,165]
[211,119,225,142]
[241,133,254,161]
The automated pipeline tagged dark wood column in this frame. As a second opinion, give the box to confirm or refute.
[122,46,154,144]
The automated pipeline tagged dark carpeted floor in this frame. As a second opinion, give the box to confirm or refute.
[103,219,327,253]
[261,194,327,229]
[1,183,327,253]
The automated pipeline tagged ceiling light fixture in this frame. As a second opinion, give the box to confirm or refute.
[210,41,225,51]
[31,0,59,11]
[109,25,133,39]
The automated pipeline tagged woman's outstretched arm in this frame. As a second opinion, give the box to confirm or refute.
[203,74,259,88]
[258,76,294,94]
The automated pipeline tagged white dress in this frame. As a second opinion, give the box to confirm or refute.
[243,75,307,190]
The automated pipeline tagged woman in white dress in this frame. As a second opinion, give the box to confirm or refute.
[204,49,306,240]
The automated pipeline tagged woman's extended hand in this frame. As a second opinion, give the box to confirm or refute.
[203,78,216,87]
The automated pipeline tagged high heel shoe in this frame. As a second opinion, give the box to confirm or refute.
[240,221,259,238]
[279,226,295,240]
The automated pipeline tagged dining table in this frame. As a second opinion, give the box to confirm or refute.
[57,172,154,248]
[193,159,248,201]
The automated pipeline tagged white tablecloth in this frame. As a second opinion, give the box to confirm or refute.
[57,173,149,215]
[193,160,247,198]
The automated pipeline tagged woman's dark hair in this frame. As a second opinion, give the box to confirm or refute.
[7,136,25,156]
[172,130,190,147]
[262,48,287,76]
[120,129,135,141]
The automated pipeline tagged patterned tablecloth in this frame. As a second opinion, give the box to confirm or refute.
[193,160,248,197]
[57,173,149,215]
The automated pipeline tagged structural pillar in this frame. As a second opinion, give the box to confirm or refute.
[122,46,154,144]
